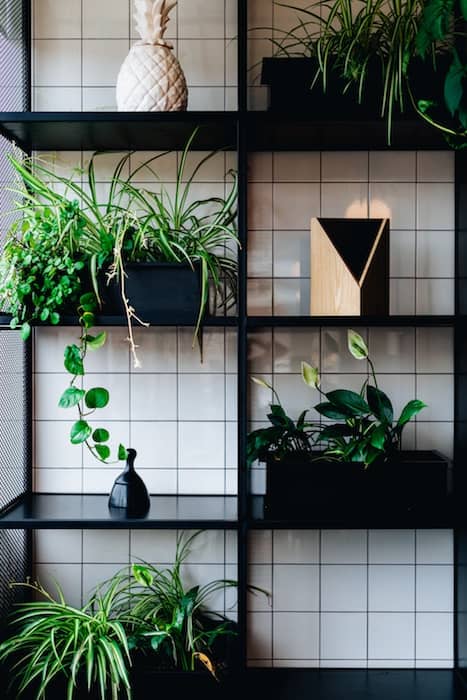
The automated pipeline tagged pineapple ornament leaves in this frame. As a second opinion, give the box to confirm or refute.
[116,0,188,112]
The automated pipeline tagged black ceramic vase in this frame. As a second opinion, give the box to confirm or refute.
[108,448,150,518]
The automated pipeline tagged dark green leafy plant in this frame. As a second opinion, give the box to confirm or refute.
[114,531,242,678]
[0,576,132,700]
[248,330,426,468]
[303,330,426,466]
[247,377,316,466]
[58,292,127,464]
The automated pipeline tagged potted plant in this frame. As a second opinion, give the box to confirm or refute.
[117,531,244,693]
[0,128,239,365]
[0,531,263,699]
[0,575,132,700]
[258,0,464,145]
[248,330,451,517]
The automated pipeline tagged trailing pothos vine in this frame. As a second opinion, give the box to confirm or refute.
[58,292,127,464]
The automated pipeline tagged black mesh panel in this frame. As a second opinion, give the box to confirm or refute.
[0,0,28,110]
[0,529,29,636]
[0,331,29,511]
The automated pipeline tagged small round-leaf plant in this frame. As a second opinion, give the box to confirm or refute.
[248,329,427,468]
[58,292,127,464]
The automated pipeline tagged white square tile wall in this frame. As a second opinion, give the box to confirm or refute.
[247,529,454,668]
[34,529,238,614]
[247,151,455,317]
[32,0,237,111]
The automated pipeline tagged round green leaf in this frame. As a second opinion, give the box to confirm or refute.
[50,311,60,325]
[64,344,84,376]
[92,428,110,443]
[118,444,128,461]
[85,331,107,350]
[94,444,110,461]
[81,311,95,329]
[58,386,85,409]
[70,420,92,445]
[21,322,31,341]
[85,387,109,409]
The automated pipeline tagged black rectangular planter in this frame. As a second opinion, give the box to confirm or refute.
[265,450,452,518]
[260,57,446,119]
[98,261,202,323]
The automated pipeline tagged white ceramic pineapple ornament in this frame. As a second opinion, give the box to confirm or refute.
[116,0,188,111]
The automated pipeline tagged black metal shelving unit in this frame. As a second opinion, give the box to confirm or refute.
[0,0,466,697]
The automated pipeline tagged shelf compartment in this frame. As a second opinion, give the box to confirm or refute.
[0,112,238,151]
[246,113,447,151]
[247,315,456,328]
[240,669,466,700]
[0,494,238,529]
[248,496,455,529]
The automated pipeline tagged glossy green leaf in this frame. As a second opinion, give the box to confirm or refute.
[85,387,109,409]
[50,311,60,325]
[81,311,95,329]
[64,344,84,375]
[326,389,370,416]
[315,401,353,420]
[58,386,85,409]
[347,329,368,360]
[301,361,320,388]
[319,424,354,439]
[366,385,393,424]
[369,424,386,450]
[132,564,153,587]
[21,322,31,341]
[397,399,427,427]
[444,56,464,117]
[92,428,110,443]
[118,444,127,461]
[84,331,107,350]
[94,444,110,461]
[70,420,92,445]
[79,292,96,308]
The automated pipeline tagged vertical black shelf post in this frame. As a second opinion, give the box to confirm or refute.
[236,0,249,675]
[455,149,467,682]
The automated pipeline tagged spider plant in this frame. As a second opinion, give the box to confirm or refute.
[114,127,239,348]
[0,576,132,700]
[260,0,466,145]
[114,531,241,678]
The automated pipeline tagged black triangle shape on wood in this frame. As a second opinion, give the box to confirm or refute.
[317,218,385,283]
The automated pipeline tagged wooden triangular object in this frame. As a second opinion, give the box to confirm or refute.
[311,218,389,316]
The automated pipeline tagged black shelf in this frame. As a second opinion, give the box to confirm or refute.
[0,111,451,153]
[0,314,238,328]
[249,496,456,529]
[240,669,467,700]
[0,494,239,529]
[247,315,457,328]
[246,112,448,151]
[0,111,238,151]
